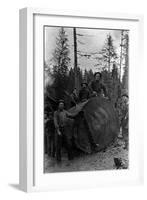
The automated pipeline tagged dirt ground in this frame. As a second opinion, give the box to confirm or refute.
[44,137,128,173]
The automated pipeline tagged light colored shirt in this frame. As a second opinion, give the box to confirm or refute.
[54,109,76,129]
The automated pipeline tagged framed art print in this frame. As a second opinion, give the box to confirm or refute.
[19,8,144,192]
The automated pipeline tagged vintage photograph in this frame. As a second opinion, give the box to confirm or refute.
[44,26,129,173]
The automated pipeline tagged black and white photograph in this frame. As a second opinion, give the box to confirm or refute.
[44,26,129,173]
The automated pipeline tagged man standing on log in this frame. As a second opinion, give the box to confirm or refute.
[79,82,90,102]
[89,72,107,98]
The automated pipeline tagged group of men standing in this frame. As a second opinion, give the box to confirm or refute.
[45,72,108,163]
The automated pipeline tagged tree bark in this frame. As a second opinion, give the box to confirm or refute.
[73,28,79,92]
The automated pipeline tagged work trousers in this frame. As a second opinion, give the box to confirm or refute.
[46,134,55,157]
[56,127,73,162]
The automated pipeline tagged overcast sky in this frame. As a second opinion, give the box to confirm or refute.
[45,26,123,72]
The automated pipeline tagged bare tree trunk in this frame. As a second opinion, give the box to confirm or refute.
[73,28,79,92]
[108,34,111,72]
[108,51,111,72]
[119,30,124,81]
[124,33,129,90]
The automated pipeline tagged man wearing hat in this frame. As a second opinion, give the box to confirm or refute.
[54,100,77,162]
[79,82,90,102]
[90,72,107,97]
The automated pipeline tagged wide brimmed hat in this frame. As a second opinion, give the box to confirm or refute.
[81,82,88,87]
[94,72,102,78]
[58,99,64,104]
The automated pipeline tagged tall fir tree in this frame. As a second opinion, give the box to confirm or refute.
[52,27,70,99]
[122,31,129,92]
[99,34,118,72]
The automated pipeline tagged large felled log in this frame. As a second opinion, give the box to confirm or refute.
[69,97,119,153]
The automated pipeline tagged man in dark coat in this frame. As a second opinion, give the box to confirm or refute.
[54,100,77,162]
[89,72,107,97]
[79,82,90,102]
